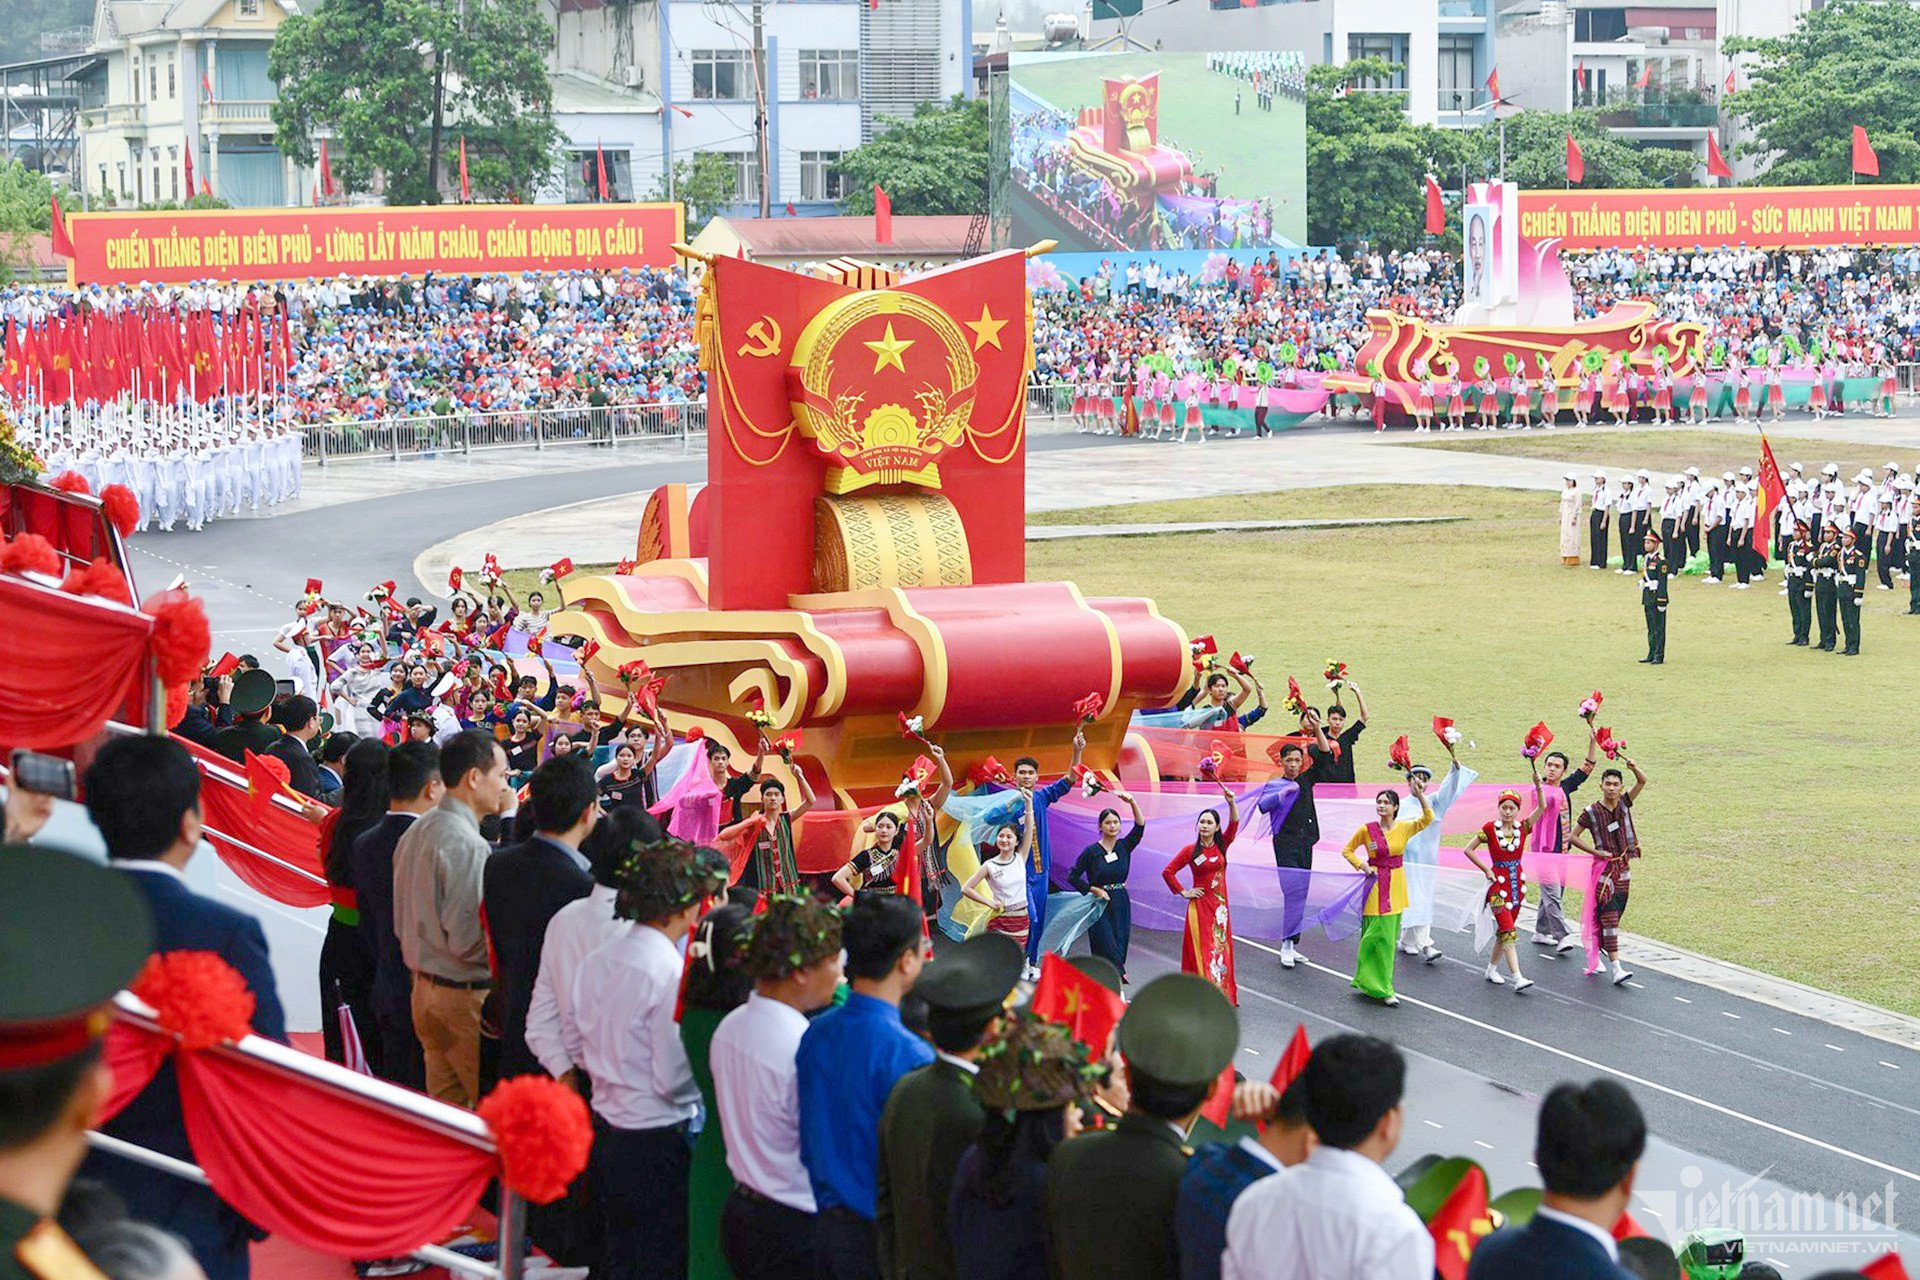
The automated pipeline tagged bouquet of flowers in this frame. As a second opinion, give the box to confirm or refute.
[617,660,667,710]
[1283,676,1308,717]
[773,731,803,763]
[1387,735,1412,774]
[1578,690,1604,723]
[1228,651,1254,675]
[1431,715,1461,747]
[1323,660,1348,691]
[897,711,927,742]
[1189,634,1218,671]
[614,559,638,575]
[366,580,396,604]
[539,558,576,585]
[1594,726,1626,760]
[481,553,502,585]
[968,756,1010,787]
[577,639,601,665]
[1071,763,1106,798]
[745,707,774,730]
[526,628,546,656]
[1071,691,1105,724]
[1521,721,1554,759]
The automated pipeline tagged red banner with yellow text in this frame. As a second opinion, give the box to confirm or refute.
[66,202,685,286]
[1517,185,1920,251]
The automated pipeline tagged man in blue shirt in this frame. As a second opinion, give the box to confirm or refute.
[973,730,1084,975]
[797,894,932,1280]
[1174,1077,1314,1280]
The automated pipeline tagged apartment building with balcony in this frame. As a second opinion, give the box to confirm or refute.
[74,0,302,207]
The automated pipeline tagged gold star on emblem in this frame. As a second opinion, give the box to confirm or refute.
[966,305,1007,351]
[1062,987,1084,1015]
[863,321,915,373]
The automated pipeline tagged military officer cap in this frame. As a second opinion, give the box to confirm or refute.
[916,933,1022,1019]
[0,845,153,1075]
[1117,973,1238,1088]
[229,668,276,715]
[1070,955,1124,996]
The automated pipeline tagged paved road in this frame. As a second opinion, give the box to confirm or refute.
[125,433,1920,1272]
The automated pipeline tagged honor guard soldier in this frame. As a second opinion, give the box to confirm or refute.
[1813,524,1842,651]
[0,845,155,1280]
[1638,531,1670,665]
[875,934,1023,1280]
[1046,974,1239,1280]
[1785,522,1814,646]
[1838,527,1867,655]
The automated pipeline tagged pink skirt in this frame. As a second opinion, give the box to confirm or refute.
[1184,404,1203,427]
[987,912,1031,947]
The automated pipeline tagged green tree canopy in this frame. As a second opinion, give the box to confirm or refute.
[1724,0,1920,184]
[1305,60,1453,251]
[0,160,63,281]
[835,95,987,216]
[651,153,740,233]
[1446,108,1696,192]
[269,0,562,205]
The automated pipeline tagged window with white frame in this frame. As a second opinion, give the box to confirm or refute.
[722,151,761,202]
[796,50,857,100]
[1346,33,1408,90]
[799,150,845,201]
[690,49,749,100]
[238,0,263,18]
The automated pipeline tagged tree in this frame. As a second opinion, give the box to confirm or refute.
[834,96,987,216]
[1445,109,1696,192]
[1305,61,1454,251]
[651,153,740,233]
[0,161,61,282]
[1724,0,1920,184]
[269,0,562,204]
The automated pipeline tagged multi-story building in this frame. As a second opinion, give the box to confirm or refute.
[544,0,972,213]
[74,0,303,208]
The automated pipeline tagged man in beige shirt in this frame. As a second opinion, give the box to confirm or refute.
[393,729,514,1106]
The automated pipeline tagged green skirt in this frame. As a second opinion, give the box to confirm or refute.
[1353,913,1402,1000]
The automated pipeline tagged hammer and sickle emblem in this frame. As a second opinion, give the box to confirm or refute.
[737,315,783,359]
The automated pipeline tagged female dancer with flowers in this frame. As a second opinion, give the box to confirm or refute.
[1339,772,1433,1006]
[1476,360,1500,431]
[1446,360,1468,431]
[961,791,1039,949]
[1160,778,1241,1004]
[1069,789,1145,982]
[1412,360,1435,433]
[1460,773,1546,992]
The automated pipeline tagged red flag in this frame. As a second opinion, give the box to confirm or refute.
[201,68,214,102]
[596,142,608,201]
[1723,65,1736,95]
[0,320,22,399]
[1566,133,1585,184]
[785,200,797,217]
[318,139,336,197]
[1862,1253,1911,1280]
[1197,1060,1238,1130]
[1755,436,1787,556]
[873,184,893,244]
[1612,1211,1651,1241]
[244,749,294,818]
[1484,68,1500,101]
[1707,133,1733,179]
[1430,1164,1493,1280]
[1029,955,1125,1055]
[183,145,196,201]
[459,135,471,203]
[1423,175,1444,235]
[1575,59,1588,93]
[894,818,921,907]
[1635,61,1653,90]
[1852,125,1879,177]
[1268,1023,1311,1091]
[200,174,212,198]
[49,194,73,258]
[209,652,240,678]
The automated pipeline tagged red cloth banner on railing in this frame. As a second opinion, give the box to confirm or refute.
[176,736,331,908]
[0,574,152,750]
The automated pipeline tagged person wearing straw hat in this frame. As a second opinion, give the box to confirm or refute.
[1046,974,1238,1280]
[0,844,153,1280]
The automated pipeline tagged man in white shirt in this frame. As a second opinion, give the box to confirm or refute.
[573,839,730,1280]
[1467,1081,1645,1280]
[1223,1035,1432,1280]
[712,896,846,1280]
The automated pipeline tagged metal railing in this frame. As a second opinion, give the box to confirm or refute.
[300,401,708,463]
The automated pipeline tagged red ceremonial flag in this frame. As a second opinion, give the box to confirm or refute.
[1755,435,1787,557]
[1484,68,1500,101]
[1723,65,1736,95]
[459,135,471,203]
[1575,59,1588,93]
[200,174,213,198]
[1029,954,1125,1055]
[49,194,74,258]
[1861,1253,1911,1280]
[1268,1023,1311,1091]
[318,139,337,197]
[893,819,921,907]
[1423,175,1444,235]
[1635,61,1653,90]
[785,200,797,217]
[1612,1211,1651,1241]
[244,749,294,818]
[1852,125,1879,177]
[1430,1164,1493,1280]
[0,320,22,399]
[596,142,609,201]
[868,0,878,12]
[873,184,893,244]
[1707,132,1733,179]
[201,68,215,102]
[1566,133,1585,184]
[183,145,196,201]
[1197,1060,1238,1130]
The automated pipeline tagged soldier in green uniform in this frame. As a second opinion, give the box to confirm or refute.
[1637,530,1669,665]
[875,933,1022,1280]
[209,668,283,762]
[1045,973,1239,1280]
[1784,521,1814,646]
[1813,524,1842,651]
[0,844,154,1280]
[1838,527,1867,655]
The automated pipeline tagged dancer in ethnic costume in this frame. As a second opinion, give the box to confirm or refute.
[1161,778,1241,1005]
[1339,774,1433,1006]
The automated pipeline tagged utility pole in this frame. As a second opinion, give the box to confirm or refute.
[752,0,770,217]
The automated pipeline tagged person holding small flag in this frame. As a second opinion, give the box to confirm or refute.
[1067,789,1145,983]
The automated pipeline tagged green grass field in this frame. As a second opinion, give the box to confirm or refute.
[1028,485,1916,1016]
[1403,428,1894,480]
[1011,51,1307,244]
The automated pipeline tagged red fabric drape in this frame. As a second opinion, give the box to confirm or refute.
[175,1048,496,1258]
[0,574,152,749]
[0,483,115,566]
[177,737,330,908]
[97,1020,171,1124]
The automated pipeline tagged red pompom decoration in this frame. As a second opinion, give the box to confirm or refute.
[99,483,141,537]
[142,590,212,688]
[61,557,132,605]
[49,470,91,496]
[131,951,257,1051]
[0,533,61,577]
[164,682,190,729]
[477,1075,594,1204]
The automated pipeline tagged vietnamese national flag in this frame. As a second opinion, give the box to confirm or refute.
[1612,1211,1652,1241]
[200,174,212,199]
[1424,174,1444,235]
[1707,132,1733,179]
[319,139,337,197]
[183,145,196,202]
[1430,1164,1493,1280]
[1197,1060,1238,1130]
[1268,1023,1311,1091]
[874,184,893,244]
[1852,125,1879,177]
[1635,61,1654,90]
[1566,133,1585,184]
[202,68,215,102]
[596,142,609,201]
[1723,65,1736,96]
[49,193,74,258]
[893,819,921,907]
[1861,1252,1911,1280]
[1484,68,1500,102]
[244,749,294,817]
[1029,954,1125,1055]
[459,135,471,203]
[1755,434,1787,558]
[1575,59,1587,93]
